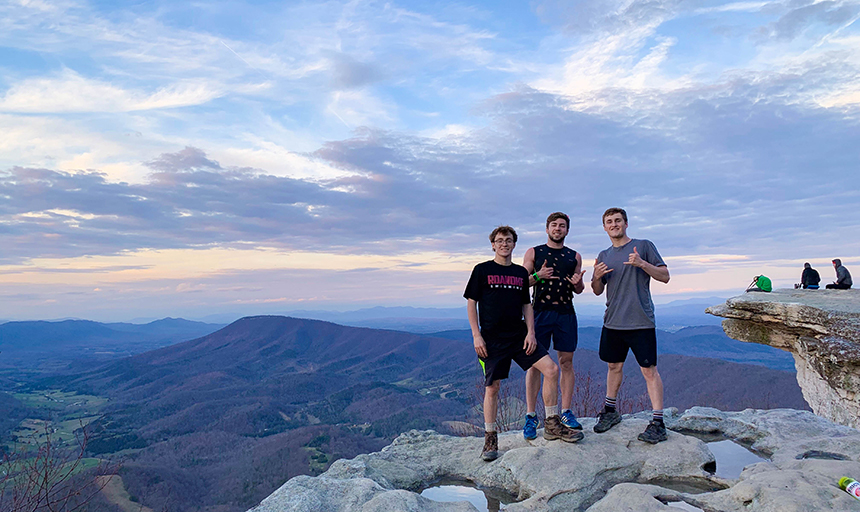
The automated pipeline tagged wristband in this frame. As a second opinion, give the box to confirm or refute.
[532,272,543,284]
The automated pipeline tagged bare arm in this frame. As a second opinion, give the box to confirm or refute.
[625,247,670,283]
[565,252,586,294]
[467,299,487,358]
[592,258,610,295]
[522,303,537,355]
[523,247,537,286]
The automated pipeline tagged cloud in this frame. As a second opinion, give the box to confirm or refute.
[2,68,858,268]
[768,1,860,40]
[0,70,223,113]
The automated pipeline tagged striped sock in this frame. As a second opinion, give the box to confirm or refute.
[485,422,497,433]
[604,396,617,413]
[652,410,664,424]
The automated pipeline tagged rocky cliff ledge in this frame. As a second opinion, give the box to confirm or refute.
[249,408,860,512]
[706,289,860,429]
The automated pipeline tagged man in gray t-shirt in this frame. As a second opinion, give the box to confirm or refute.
[591,207,671,444]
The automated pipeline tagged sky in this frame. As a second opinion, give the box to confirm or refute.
[1,0,859,322]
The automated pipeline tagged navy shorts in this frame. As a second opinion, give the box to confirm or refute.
[479,335,548,387]
[599,327,657,367]
[534,310,578,353]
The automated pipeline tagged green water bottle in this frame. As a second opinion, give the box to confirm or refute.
[839,477,860,501]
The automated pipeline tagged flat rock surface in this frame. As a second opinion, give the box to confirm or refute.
[250,408,860,511]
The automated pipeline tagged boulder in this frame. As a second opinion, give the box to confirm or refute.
[249,408,860,512]
[706,289,860,428]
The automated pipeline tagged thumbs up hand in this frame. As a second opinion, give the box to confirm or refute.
[624,246,644,268]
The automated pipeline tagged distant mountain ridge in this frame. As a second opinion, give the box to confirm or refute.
[0,318,225,371]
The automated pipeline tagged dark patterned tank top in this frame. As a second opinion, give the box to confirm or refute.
[533,244,578,313]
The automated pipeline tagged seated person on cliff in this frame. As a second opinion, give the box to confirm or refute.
[826,259,853,289]
[465,225,583,462]
[796,262,820,289]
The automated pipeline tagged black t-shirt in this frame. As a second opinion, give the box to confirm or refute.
[532,244,578,313]
[464,260,530,340]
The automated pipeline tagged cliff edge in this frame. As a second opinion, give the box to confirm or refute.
[707,289,860,429]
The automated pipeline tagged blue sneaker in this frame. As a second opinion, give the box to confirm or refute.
[560,410,582,430]
[523,414,538,440]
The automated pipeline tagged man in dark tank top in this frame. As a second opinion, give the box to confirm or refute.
[521,212,587,439]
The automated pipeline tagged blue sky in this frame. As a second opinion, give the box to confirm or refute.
[1,0,859,321]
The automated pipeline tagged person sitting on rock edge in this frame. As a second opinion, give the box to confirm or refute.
[826,259,852,290]
[522,212,586,440]
[591,208,671,444]
[465,225,583,462]
[797,262,820,289]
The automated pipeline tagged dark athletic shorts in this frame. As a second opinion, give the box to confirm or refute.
[599,327,657,367]
[479,335,548,387]
[534,309,578,353]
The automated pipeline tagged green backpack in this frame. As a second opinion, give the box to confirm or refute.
[746,275,772,293]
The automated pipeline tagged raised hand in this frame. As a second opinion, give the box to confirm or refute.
[593,258,613,280]
[624,246,644,268]
[565,269,587,287]
[535,260,558,280]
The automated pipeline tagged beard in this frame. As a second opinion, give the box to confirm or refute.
[549,234,566,244]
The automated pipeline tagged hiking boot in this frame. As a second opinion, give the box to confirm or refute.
[637,420,668,444]
[593,410,622,433]
[481,431,499,461]
[523,414,539,440]
[560,410,583,430]
[543,415,584,443]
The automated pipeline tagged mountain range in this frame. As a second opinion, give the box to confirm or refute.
[2,311,804,512]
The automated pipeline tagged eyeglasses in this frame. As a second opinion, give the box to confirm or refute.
[493,239,514,246]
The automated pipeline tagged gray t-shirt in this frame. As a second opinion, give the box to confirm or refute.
[596,239,666,330]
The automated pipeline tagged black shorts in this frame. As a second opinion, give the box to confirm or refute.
[479,335,548,387]
[534,309,578,352]
[599,327,657,367]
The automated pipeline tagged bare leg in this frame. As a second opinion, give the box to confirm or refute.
[640,365,664,411]
[532,355,560,408]
[606,362,624,399]
[484,381,500,426]
[558,351,574,410]
[525,366,541,414]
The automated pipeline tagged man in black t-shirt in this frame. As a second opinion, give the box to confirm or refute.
[522,212,586,438]
[465,225,583,462]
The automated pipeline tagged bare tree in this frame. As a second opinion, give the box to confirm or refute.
[0,422,117,512]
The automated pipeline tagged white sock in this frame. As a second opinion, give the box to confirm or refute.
[545,405,559,418]
[485,422,497,432]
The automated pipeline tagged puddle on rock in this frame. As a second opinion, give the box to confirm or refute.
[647,478,726,495]
[677,431,770,480]
[706,439,768,479]
[420,479,516,512]
[666,500,705,511]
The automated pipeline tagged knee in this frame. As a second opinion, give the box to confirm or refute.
[485,382,500,397]
[641,366,660,380]
[542,362,559,380]
[607,362,624,375]
[558,354,573,371]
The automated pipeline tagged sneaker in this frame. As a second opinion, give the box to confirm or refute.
[637,420,668,444]
[560,410,583,430]
[481,431,499,461]
[543,415,584,443]
[593,410,622,433]
[523,414,539,440]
